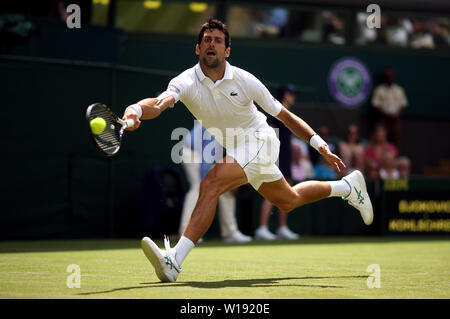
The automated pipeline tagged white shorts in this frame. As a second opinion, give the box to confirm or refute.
[226,126,283,190]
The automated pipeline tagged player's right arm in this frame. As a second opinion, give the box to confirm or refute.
[122,96,175,131]
[122,74,187,130]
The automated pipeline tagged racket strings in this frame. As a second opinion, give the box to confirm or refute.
[88,105,121,155]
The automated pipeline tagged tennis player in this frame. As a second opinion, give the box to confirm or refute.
[122,19,373,283]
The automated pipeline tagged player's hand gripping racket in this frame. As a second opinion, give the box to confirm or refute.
[86,103,134,157]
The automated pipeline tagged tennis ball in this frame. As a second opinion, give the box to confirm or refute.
[90,117,106,135]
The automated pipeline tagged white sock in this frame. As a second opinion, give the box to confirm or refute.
[174,236,195,266]
[328,180,351,198]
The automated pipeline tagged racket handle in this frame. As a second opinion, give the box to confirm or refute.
[124,119,135,128]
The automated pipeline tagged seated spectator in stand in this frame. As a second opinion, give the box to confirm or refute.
[309,124,338,166]
[314,156,338,180]
[377,16,413,47]
[309,124,338,180]
[379,151,399,179]
[365,159,381,195]
[397,156,411,178]
[371,66,408,149]
[355,12,377,45]
[430,19,450,48]
[251,7,289,38]
[410,18,435,48]
[291,137,314,182]
[338,124,365,176]
[322,11,346,45]
[365,124,398,167]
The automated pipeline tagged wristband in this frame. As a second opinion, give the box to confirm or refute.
[309,134,327,152]
[126,103,143,118]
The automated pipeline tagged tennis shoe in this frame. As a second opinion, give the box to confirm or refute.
[141,236,181,283]
[342,170,373,225]
[276,226,300,240]
[223,230,252,243]
[255,226,277,240]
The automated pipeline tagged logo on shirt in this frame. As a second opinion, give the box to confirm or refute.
[230,91,238,96]
[328,57,372,108]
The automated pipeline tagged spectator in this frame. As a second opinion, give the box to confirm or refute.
[251,7,289,38]
[379,151,400,179]
[309,124,338,166]
[385,17,413,47]
[371,66,408,149]
[364,124,398,167]
[365,159,380,181]
[355,12,377,45]
[338,124,365,176]
[410,18,435,48]
[365,158,381,196]
[314,156,338,180]
[322,11,346,45]
[397,156,411,178]
[255,84,300,241]
[291,136,314,182]
[428,19,450,48]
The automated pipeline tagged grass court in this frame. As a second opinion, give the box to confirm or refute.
[0,237,449,299]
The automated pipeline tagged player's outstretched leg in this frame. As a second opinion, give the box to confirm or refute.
[258,170,373,226]
[141,156,247,282]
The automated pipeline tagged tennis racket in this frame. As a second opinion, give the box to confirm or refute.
[86,103,135,157]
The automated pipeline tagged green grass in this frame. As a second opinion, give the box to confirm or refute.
[0,237,449,299]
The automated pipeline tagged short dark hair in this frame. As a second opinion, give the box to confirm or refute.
[198,18,230,48]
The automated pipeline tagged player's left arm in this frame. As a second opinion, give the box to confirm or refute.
[245,72,344,171]
[276,107,346,172]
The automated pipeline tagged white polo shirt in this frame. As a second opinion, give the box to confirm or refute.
[159,61,283,148]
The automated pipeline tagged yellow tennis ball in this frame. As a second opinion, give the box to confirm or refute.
[90,117,106,135]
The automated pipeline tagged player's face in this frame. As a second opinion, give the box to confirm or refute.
[196,29,230,69]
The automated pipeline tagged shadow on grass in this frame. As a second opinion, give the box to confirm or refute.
[78,275,368,296]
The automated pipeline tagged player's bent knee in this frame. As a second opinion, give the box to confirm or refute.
[275,201,297,213]
[278,204,294,213]
[199,177,221,198]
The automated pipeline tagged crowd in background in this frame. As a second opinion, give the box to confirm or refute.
[356,13,450,49]
[289,66,411,195]
[228,6,450,49]
[252,73,411,241]
[290,122,411,185]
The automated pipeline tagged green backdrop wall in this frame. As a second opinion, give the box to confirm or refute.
[1,19,449,239]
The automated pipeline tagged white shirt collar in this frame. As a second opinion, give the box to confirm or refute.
[195,63,206,82]
[223,61,233,80]
[195,61,233,83]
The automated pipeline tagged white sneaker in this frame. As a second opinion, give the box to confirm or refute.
[255,226,277,240]
[276,226,300,240]
[141,236,181,283]
[342,170,374,225]
[223,230,252,243]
